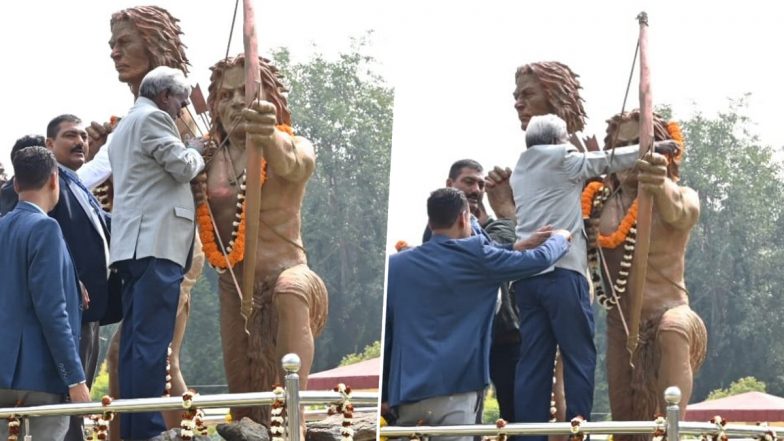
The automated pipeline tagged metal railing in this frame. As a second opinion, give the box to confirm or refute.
[0,354,379,441]
[380,386,779,440]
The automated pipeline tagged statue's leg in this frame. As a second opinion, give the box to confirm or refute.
[656,306,698,416]
[107,326,121,441]
[218,270,255,422]
[163,245,203,428]
[272,265,328,440]
[606,312,636,441]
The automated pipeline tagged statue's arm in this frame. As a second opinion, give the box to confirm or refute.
[263,131,315,182]
[654,182,700,230]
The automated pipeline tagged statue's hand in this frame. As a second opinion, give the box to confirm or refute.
[242,100,278,149]
[86,121,113,160]
[637,152,668,196]
[485,166,516,220]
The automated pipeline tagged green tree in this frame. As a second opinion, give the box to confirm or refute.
[272,34,392,371]
[680,96,784,400]
[339,340,380,366]
[706,376,766,400]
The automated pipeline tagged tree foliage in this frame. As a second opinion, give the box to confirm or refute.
[707,376,766,400]
[339,340,381,366]
[679,96,784,400]
[272,35,392,371]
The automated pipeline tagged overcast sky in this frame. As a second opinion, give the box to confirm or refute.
[1,1,782,256]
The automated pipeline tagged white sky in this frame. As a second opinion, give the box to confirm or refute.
[1,1,782,256]
[385,1,784,252]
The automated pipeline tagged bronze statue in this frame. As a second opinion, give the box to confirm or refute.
[587,110,707,439]
[198,54,328,424]
[98,6,204,438]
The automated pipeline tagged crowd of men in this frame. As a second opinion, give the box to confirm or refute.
[0,67,204,441]
[382,61,683,441]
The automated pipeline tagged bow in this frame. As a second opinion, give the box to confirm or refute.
[625,11,654,364]
[240,0,263,333]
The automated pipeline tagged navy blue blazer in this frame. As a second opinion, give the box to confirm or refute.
[0,202,86,394]
[0,171,121,324]
[382,233,569,407]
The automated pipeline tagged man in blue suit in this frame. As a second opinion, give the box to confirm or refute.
[0,147,90,440]
[382,188,571,441]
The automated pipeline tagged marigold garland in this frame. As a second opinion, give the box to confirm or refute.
[198,124,294,270]
[581,183,638,249]
[666,121,685,162]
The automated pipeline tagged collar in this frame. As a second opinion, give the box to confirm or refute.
[18,200,47,215]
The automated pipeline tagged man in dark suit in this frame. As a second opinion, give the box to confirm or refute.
[0,117,120,440]
[382,188,571,441]
[0,147,90,440]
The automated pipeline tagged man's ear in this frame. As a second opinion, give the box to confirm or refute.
[50,170,59,189]
[446,178,453,187]
[45,137,55,150]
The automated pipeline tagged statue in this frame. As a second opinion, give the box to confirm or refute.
[198,54,328,424]
[99,6,204,438]
[584,110,707,439]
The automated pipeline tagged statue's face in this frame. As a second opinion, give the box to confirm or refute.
[110,20,152,86]
[215,65,246,142]
[514,72,554,131]
[46,121,88,171]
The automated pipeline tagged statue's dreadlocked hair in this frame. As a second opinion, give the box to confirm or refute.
[111,6,190,74]
[604,109,683,181]
[516,61,587,134]
[207,54,291,144]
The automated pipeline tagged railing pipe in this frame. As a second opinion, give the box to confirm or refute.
[283,353,302,441]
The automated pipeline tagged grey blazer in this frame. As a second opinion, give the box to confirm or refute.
[107,97,205,268]
[510,143,640,279]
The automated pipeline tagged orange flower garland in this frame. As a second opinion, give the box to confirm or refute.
[198,124,295,270]
[581,182,638,249]
[667,121,685,162]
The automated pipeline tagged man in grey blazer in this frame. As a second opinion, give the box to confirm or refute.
[108,66,204,441]
[509,114,677,438]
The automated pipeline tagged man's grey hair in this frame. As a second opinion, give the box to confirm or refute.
[139,66,191,100]
[525,114,569,147]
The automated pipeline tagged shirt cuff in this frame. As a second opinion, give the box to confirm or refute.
[68,380,87,388]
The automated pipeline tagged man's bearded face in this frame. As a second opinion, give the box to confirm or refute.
[514,72,555,131]
[448,167,485,215]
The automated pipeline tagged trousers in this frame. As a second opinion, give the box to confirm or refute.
[116,257,183,440]
[512,268,596,441]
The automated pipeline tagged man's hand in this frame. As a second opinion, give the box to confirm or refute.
[476,199,490,226]
[79,281,90,311]
[552,228,572,242]
[485,166,516,220]
[637,152,668,196]
[513,224,553,251]
[190,172,207,205]
[243,101,279,149]
[86,121,113,160]
[69,383,90,403]
[652,140,680,157]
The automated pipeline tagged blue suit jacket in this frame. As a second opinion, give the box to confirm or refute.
[0,171,121,324]
[0,202,86,394]
[382,233,569,407]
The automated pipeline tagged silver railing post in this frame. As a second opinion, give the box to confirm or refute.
[664,386,681,441]
[282,353,302,441]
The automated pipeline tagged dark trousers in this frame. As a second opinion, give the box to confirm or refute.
[116,257,183,440]
[64,321,100,441]
[512,269,596,441]
[490,341,520,421]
